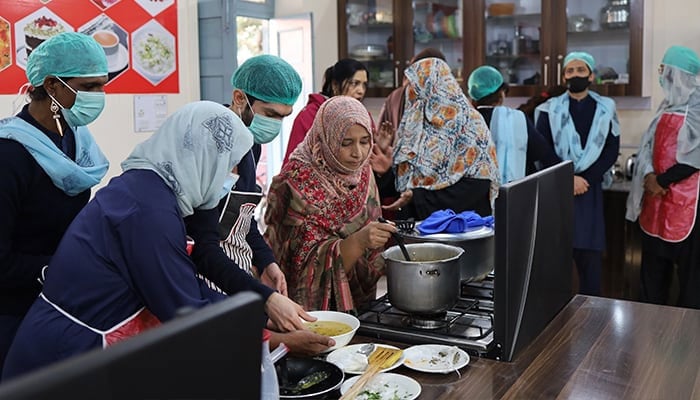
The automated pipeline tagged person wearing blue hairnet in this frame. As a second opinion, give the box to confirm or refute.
[0,32,109,379]
[184,55,335,356]
[535,51,620,296]
[626,45,700,309]
[467,65,560,183]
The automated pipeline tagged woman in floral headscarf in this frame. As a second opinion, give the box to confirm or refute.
[385,57,500,219]
[264,96,396,312]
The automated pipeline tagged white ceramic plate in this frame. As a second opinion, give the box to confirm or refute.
[326,343,404,375]
[402,344,469,374]
[340,372,421,400]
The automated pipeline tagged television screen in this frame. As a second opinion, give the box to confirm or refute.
[0,292,266,400]
[494,161,574,362]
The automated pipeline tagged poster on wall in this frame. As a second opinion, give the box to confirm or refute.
[0,0,178,94]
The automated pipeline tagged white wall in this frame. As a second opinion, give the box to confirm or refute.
[0,1,201,190]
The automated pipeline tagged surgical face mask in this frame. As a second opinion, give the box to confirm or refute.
[50,77,105,127]
[566,75,592,93]
[220,172,239,199]
[245,99,282,144]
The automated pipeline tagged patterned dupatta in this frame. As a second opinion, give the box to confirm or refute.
[264,97,384,311]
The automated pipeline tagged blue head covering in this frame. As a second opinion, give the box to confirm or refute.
[26,32,108,87]
[121,101,254,217]
[661,45,700,75]
[563,51,595,73]
[467,65,504,101]
[231,55,302,105]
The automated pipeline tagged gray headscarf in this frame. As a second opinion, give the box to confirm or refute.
[626,65,700,221]
[121,101,253,217]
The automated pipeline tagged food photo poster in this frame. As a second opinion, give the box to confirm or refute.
[0,0,179,94]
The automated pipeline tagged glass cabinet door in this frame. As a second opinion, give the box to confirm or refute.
[344,0,396,95]
[565,0,632,95]
[483,0,543,91]
[411,0,464,83]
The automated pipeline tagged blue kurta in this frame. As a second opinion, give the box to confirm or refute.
[2,170,226,380]
[536,95,620,250]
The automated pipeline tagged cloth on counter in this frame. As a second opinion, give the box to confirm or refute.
[417,209,494,235]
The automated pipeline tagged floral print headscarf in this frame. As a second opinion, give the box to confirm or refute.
[393,57,500,202]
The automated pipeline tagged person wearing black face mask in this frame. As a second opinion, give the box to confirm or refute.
[534,51,620,297]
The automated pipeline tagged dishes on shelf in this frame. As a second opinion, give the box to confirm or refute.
[350,44,386,60]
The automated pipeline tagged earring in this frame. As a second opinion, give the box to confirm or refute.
[50,99,63,137]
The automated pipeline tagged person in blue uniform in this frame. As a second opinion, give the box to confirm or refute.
[467,65,561,183]
[0,32,109,379]
[184,55,335,355]
[626,46,700,309]
[2,101,314,380]
[535,52,620,296]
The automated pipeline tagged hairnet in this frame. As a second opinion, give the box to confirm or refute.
[662,45,700,75]
[230,54,302,106]
[26,32,108,87]
[563,51,595,72]
[467,65,504,100]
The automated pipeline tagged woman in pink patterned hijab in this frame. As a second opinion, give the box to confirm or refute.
[264,96,396,312]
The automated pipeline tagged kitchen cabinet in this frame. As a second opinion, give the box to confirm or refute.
[339,0,643,98]
[338,0,467,98]
[465,0,644,97]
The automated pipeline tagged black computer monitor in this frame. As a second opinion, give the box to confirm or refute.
[0,292,265,400]
[494,161,574,362]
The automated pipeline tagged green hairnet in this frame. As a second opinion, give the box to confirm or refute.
[468,65,504,100]
[662,45,700,75]
[26,32,108,87]
[563,51,595,72]
[230,54,302,106]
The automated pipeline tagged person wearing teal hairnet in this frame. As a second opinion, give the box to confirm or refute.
[534,51,620,296]
[184,55,336,356]
[626,45,700,309]
[467,65,560,183]
[0,32,109,379]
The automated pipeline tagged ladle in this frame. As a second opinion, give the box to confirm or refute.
[378,217,411,261]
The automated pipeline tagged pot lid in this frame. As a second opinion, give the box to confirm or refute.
[400,222,494,242]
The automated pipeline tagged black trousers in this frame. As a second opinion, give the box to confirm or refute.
[640,221,700,309]
[573,249,602,296]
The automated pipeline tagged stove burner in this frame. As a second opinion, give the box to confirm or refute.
[405,312,448,330]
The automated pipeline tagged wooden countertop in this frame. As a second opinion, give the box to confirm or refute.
[353,295,700,399]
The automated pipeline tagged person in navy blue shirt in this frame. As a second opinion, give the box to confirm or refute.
[0,33,110,379]
[185,55,335,355]
[535,52,620,296]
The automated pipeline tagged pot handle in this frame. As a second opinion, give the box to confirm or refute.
[422,269,440,277]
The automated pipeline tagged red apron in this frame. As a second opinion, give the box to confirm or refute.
[639,112,700,242]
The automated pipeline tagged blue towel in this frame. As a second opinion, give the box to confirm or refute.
[417,209,494,235]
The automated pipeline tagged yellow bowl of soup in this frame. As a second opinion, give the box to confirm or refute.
[305,311,360,352]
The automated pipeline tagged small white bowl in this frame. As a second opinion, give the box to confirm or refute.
[306,311,360,352]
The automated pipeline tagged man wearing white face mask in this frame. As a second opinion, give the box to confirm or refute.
[185,55,336,355]
[626,45,700,309]
[0,32,109,379]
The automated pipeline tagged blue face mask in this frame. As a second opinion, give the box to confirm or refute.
[220,172,238,199]
[50,77,106,127]
[246,99,282,144]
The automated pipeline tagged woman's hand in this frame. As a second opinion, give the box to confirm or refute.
[269,330,335,357]
[357,221,396,250]
[264,292,315,332]
[375,121,394,152]
[370,122,395,175]
[382,190,413,211]
[643,173,668,197]
[260,262,288,296]
[573,175,589,196]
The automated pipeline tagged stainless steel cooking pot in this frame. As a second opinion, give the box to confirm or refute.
[400,226,494,282]
[382,243,463,314]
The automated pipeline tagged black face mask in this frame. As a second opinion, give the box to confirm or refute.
[566,76,592,93]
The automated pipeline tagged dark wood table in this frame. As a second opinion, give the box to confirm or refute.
[352,295,700,399]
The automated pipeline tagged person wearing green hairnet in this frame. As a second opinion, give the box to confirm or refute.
[467,65,560,183]
[534,51,620,296]
[0,32,109,379]
[184,55,336,355]
[626,45,700,309]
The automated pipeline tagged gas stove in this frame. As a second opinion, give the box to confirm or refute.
[357,276,501,359]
